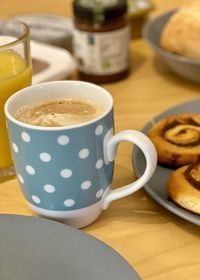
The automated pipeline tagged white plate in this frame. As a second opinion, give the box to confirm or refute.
[133,98,200,226]
[31,40,75,84]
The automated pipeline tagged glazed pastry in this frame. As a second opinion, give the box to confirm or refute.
[160,5,200,60]
[148,113,200,167]
[167,162,200,215]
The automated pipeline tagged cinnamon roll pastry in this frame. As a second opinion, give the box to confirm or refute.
[167,162,200,214]
[148,113,200,167]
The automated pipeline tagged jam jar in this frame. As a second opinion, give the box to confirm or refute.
[73,0,130,84]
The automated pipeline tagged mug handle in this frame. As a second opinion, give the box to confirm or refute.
[102,130,157,209]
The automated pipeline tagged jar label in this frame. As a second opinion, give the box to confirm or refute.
[73,26,130,75]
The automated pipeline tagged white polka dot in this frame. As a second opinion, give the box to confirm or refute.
[57,135,70,145]
[26,165,35,175]
[44,184,55,193]
[32,195,41,204]
[64,199,75,207]
[40,152,51,162]
[95,159,103,169]
[17,174,24,184]
[21,132,31,143]
[95,125,103,136]
[81,180,92,190]
[60,169,72,178]
[96,189,104,198]
[12,143,19,153]
[79,149,89,159]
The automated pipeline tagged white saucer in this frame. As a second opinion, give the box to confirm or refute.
[31,40,76,84]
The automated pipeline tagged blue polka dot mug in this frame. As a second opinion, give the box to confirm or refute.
[5,81,157,228]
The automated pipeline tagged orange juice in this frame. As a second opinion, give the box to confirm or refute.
[0,50,32,168]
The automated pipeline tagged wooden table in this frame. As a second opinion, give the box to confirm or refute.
[1,1,200,279]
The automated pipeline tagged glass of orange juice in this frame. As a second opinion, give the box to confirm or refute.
[0,18,32,179]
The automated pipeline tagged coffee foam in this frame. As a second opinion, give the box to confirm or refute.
[15,98,105,127]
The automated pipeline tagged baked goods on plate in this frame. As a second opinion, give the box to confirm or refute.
[133,99,200,224]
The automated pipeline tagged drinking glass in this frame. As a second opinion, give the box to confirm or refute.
[0,18,32,179]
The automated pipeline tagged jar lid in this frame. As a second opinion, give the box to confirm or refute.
[73,0,127,23]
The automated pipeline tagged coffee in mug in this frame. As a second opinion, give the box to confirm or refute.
[15,98,105,127]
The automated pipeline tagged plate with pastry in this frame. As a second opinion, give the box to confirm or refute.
[143,2,200,83]
[132,98,200,226]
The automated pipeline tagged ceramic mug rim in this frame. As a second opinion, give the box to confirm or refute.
[5,80,113,131]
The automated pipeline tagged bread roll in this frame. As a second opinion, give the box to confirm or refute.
[160,5,200,60]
